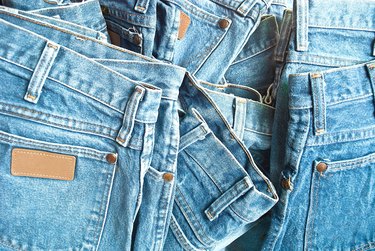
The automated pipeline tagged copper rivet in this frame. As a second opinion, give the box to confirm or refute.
[106,153,117,164]
[101,5,109,14]
[163,173,174,182]
[281,178,291,190]
[218,19,230,29]
[316,162,327,173]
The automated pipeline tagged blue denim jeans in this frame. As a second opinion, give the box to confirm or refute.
[0,8,278,250]
[0,9,188,251]
[265,0,375,250]
[154,0,271,83]
[0,17,165,250]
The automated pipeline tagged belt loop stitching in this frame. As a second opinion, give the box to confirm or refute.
[24,41,60,104]
[116,86,145,147]
[134,0,151,14]
[236,0,257,16]
[233,97,247,140]
[366,63,375,116]
[295,0,309,51]
[310,72,326,135]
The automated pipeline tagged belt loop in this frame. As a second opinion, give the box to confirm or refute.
[366,62,375,114]
[275,9,293,63]
[24,41,60,104]
[310,72,326,135]
[116,86,145,147]
[233,97,247,140]
[372,39,375,56]
[134,0,151,14]
[294,0,309,51]
[236,0,257,17]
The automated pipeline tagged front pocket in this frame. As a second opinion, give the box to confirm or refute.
[306,153,375,250]
[0,130,117,250]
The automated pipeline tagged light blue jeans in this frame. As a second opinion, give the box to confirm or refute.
[265,0,375,250]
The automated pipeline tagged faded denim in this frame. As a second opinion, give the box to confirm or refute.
[265,0,375,250]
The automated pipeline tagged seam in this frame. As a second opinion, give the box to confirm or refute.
[174,187,215,245]
[243,128,272,136]
[231,43,277,65]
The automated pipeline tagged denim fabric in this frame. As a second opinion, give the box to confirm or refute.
[162,75,278,251]
[265,0,375,250]
[0,0,109,36]
[222,15,279,95]
[0,10,189,251]
[154,0,271,83]
[99,0,157,56]
[0,18,165,250]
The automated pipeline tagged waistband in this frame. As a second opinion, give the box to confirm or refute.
[200,82,274,137]
[293,0,375,52]
[0,18,162,125]
[209,0,272,17]
[2,0,107,31]
[289,59,375,110]
[100,0,156,28]
[0,7,186,100]
[0,6,108,40]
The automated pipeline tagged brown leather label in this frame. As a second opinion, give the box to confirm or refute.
[11,148,76,181]
[178,11,191,40]
[108,29,121,47]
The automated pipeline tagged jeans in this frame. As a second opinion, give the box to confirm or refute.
[265,0,375,250]
[0,17,163,250]
[0,6,278,250]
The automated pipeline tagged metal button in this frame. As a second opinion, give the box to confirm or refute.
[218,19,230,29]
[316,162,327,173]
[163,173,174,182]
[281,177,292,190]
[106,153,117,164]
[134,34,142,46]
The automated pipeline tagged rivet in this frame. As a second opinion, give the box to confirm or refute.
[281,177,292,190]
[218,19,230,29]
[106,153,117,164]
[316,162,327,174]
[163,173,174,182]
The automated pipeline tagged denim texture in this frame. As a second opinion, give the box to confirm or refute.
[265,0,375,250]
[0,9,186,251]
[1,0,109,36]
[0,7,278,250]
[0,17,164,250]
[154,0,271,83]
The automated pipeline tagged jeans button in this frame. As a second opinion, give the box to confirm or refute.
[106,153,117,164]
[218,19,230,29]
[163,173,174,182]
[316,162,327,173]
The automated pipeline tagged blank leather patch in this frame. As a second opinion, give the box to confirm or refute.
[11,148,76,181]
[178,10,191,40]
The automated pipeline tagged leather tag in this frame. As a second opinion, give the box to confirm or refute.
[11,148,76,181]
[178,10,190,40]
[108,29,121,47]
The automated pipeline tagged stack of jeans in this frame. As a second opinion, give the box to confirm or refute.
[0,0,374,250]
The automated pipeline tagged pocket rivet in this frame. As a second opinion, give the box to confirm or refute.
[316,162,327,173]
[163,173,174,182]
[218,19,230,29]
[106,153,117,164]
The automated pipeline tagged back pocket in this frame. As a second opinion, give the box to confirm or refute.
[0,130,117,250]
[307,153,375,250]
